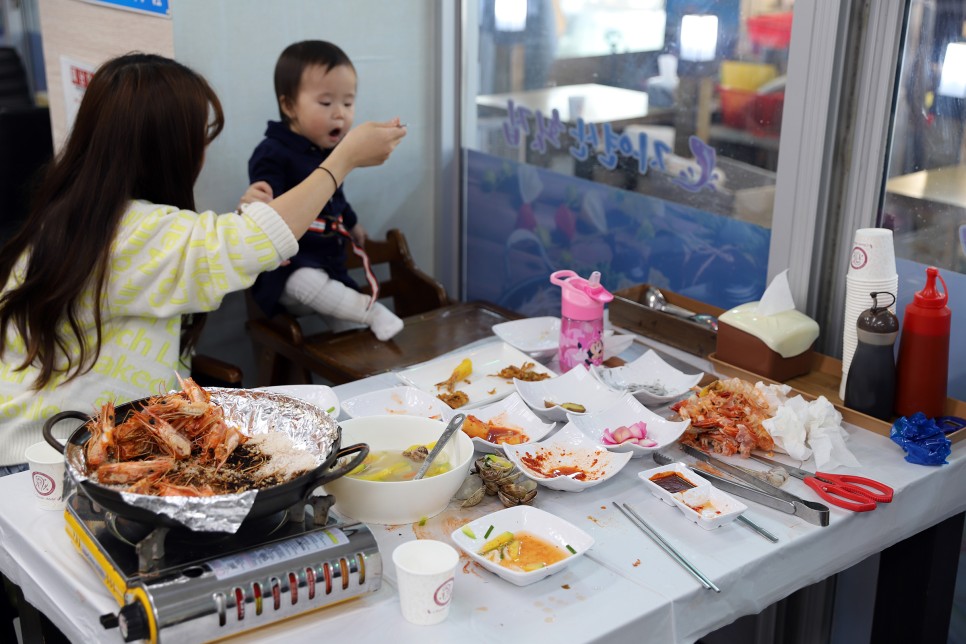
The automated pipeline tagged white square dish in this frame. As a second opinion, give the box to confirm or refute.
[396,341,556,410]
[503,423,632,492]
[568,394,690,458]
[460,393,556,455]
[340,386,454,421]
[514,365,624,422]
[449,505,594,586]
[255,384,340,418]
[638,462,747,530]
[492,316,561,360]
[671,486,748,530]
[638,462,711,507]
[591,349,704,406]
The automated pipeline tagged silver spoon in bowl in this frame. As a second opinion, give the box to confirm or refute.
[414,413,466,480]
[644,287,719,332]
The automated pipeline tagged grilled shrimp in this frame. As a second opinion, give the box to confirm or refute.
[135,410,192,459]
[86,401,116,467]
[97,457,176,485]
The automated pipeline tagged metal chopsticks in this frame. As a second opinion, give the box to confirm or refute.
[613,502,721,592]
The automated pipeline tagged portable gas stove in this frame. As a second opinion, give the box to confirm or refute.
[64,484,381,643]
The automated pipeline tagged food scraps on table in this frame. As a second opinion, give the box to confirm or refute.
[461,414,529,445]
[491,362,551,382]
[347,442,451,481]
[671,378,775,457]
[83,375,316,496]
[478,530,571,572]
[437,390,469,409]
[436,358,473,393]
[601,421,657,447]
[544,400,586,413]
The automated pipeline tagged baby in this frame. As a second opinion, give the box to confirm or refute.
[241,40,403,341]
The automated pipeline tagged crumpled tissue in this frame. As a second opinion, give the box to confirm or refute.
[757,382,861,471]
[890,412,951,466]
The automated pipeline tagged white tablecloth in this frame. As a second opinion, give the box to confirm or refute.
[1,348,963,643]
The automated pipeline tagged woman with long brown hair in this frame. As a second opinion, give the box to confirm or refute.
[0,53,405,473]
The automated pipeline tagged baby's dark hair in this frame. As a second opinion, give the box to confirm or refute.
[275,40,355,124]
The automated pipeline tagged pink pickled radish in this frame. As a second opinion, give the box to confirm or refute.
[601,421,654,446]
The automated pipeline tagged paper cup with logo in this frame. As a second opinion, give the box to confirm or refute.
[392,539,459,625]
[848,228,896,281]
[26,441,66,509]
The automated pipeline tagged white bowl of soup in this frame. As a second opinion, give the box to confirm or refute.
[324,415,475,525]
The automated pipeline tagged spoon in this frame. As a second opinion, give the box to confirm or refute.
[414,413,465,480]
[644,287,719,332]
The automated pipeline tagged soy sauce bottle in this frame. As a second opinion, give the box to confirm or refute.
[844,292,898,421]
[894,267,951,419]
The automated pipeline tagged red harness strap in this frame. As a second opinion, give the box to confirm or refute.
[334,218,379,310]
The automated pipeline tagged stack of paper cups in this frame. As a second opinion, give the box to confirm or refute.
[840,228,898,400]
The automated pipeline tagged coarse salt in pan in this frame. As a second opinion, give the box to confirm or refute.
[247,432,318,480]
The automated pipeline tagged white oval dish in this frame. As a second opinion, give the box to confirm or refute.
[340,386,453,421]
[255,384,340,419]
[567,394,690,457]
[492,316,561,360]
[396,341,556,410]
[503,423,632,492]
[461,392,556,455]
[514,365,624,423]
[449,505,594,586]
[591,349,704,406]
[638,462,747,530]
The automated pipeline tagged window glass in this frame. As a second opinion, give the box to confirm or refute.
[466,0,796,316]
[879,0,966,399]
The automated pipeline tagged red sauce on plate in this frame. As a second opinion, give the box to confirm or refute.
[520,451,590,480]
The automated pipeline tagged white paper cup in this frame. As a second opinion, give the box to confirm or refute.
[848,228,896,281]
[25,441,65,509]
[392,540,459,625]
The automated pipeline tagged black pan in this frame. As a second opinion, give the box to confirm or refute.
[43,391,367,532]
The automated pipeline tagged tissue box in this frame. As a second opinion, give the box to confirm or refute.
[716,321,814,382]
[715,302,819,382]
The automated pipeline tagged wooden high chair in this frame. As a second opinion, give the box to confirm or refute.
[245,229,450,386]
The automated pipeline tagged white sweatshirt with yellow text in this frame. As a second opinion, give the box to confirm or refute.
[0,200,297,465]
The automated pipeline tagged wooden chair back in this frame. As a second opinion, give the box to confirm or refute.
[245,228,449,386]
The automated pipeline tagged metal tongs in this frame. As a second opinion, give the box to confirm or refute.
[666,445,831,527]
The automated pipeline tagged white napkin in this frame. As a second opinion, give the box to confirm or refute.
[756,383,861,471]
[756,269,796,316]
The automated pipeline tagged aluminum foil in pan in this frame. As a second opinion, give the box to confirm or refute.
[69,388,340,533]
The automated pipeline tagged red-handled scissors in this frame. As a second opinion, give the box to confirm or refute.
[749,454,894,512]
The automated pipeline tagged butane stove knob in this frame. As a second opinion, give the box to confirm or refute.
[99,613,119,629]
[118,602,149,642]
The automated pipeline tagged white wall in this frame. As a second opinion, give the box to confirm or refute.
[173,0,440,274]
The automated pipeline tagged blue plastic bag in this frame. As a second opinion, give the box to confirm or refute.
[890,412,951,466]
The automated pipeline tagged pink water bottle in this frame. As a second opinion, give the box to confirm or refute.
[551,270,614,371]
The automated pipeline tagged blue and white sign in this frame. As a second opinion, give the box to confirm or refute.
[78,0,169,18]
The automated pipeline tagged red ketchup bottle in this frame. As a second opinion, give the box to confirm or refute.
[894,266,951,419]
